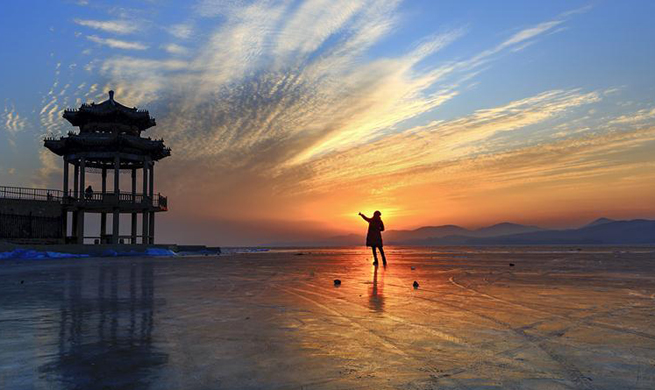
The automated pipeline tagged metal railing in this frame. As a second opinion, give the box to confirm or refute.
[77,191,167,208]
[0,186,64,202]
[0,185,167,209]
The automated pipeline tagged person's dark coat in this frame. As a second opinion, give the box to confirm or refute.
[364,216,384,247]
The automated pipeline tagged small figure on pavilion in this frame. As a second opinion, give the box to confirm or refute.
[85,185,94,200]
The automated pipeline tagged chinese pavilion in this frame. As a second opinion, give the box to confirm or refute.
[44,90,170,244]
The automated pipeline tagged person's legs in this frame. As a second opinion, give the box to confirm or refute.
[379,247,387,265]
[371,246,378,265]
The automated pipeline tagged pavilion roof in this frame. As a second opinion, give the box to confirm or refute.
[63,90,156,131]
[43,133,171,163]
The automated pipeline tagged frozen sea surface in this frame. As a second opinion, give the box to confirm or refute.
[1,246,655,389]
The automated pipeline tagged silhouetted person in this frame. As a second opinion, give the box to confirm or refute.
[359,210,387,266]
[85,185,93,200]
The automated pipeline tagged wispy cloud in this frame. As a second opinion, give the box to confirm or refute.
[297,89,602,192]
[32,149,62,188]
[609,107,655,125]
[500,20,563,49]
[168,23,194,39]
[87,35,148,50]
[39,62,73,137]
[74,18,138,34]
[194,0,251,18]
[2,104,28,134]
[162,43,189,55]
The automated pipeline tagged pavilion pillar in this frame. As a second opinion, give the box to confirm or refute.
[73,162,79,199]
[76,157,85,244]
[131,168,137,244]
[80,157,86,198]
[148,162,155,244]
[100,168,107,242]
[142,160,149,244]
[63,158,69,196]
[149,212,155,245]
[62,159,69,241]
[112,156,120,244]
[71,160,79,242]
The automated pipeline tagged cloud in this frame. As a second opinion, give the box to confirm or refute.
[2,105,27,134]
[274,0,370,57]
[98,56,189,104]
[86,35,148,50]
[429,126,655,195]
[32,149,62,189]
[162,43,189,55]
[295,89,603,192]
[168,23,194,39]
[38,63,74,136]
[609,107,655,125]
[194,0,252,18]
[499,20,563,49]
[74,18,138,34]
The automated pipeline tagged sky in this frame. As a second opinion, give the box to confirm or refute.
[1,0,655,245]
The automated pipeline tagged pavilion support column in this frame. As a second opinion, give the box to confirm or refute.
[112,156,120,244]
[142,160,149,244]
[76,158,86,244]
[149,212,155,245]
[131,168,137,244]
[73,162,79,199]
[80,157,86,199]
[62,159,69,241]
[72,161,79,241]
[100,168,107,243]
[63,159,69,197]
[148,163,155,244]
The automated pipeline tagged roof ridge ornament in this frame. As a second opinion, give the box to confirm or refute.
[108,90,115,105]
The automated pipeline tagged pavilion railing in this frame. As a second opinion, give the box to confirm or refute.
[77,192,167,208]
[0,186,64,202]
[0,185,167,209]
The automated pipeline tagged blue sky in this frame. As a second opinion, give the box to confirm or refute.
[1,1,655,244]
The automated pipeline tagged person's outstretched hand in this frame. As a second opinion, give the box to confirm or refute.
[358,212,362,216]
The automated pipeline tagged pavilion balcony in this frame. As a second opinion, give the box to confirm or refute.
[0,186,65,202]
[0,185,168,212]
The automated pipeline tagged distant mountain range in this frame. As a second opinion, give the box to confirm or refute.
[267,218,655,246]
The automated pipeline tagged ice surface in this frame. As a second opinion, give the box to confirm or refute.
[1,246,655,389]
[0,248,90,260]
[0,248,178,260]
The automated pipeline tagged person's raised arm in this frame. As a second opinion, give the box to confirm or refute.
[358,212,371,222]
